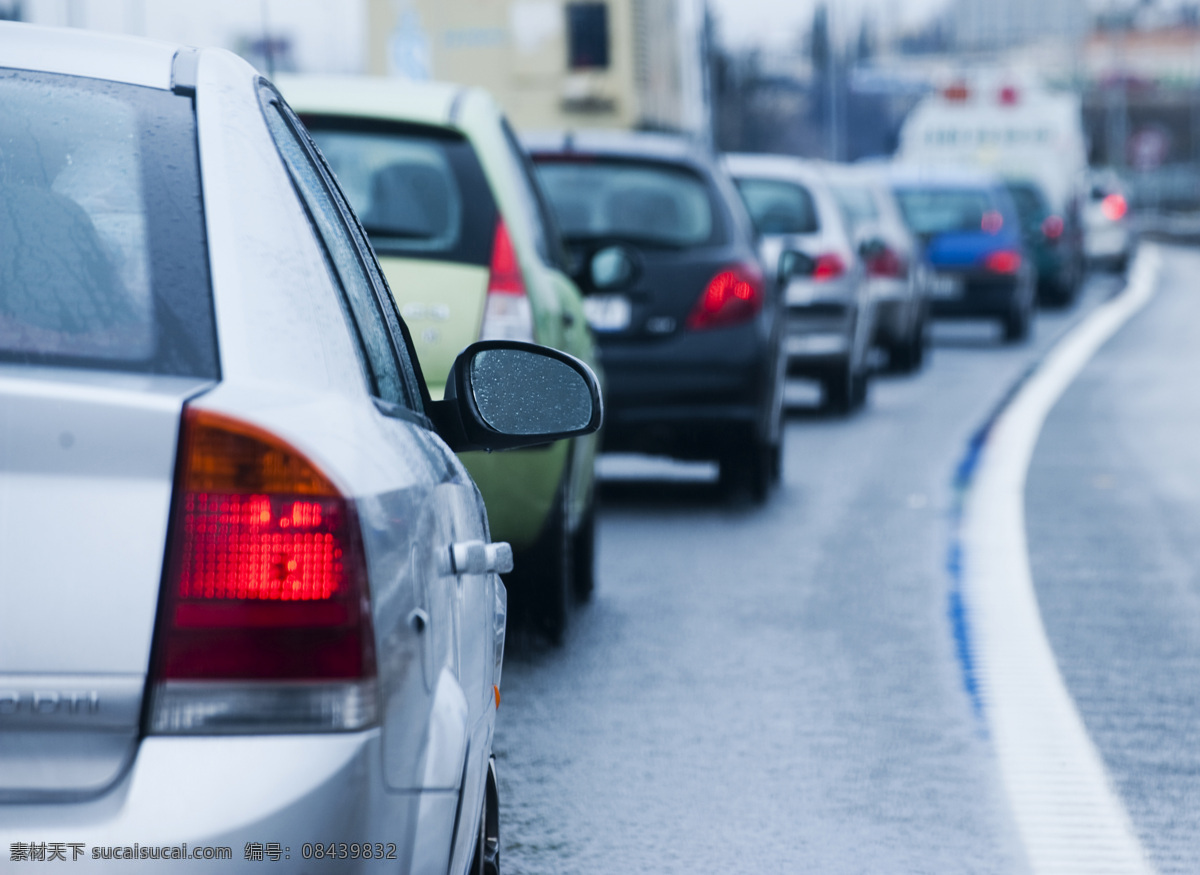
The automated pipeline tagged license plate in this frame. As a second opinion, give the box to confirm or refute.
[583,294,632,332]
[930,273,963,299]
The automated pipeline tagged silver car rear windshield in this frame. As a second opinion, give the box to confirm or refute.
[303,118,498,267]
[535,159,715,248]
[734,178,819,235]
[0,69,216,377]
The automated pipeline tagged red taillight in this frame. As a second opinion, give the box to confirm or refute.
[983,250,1022,274]
[1101,193,1127,222]
[480,219,534,341]
[1041,215,1064,240]
[812,253,846,281]
[998,86,1019,105]
[686,265,764,330]
[149,409,376,733]
[487,220,524,295]
[865,247,907,279]
[943,83,969,102]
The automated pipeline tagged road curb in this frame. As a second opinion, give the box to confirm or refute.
[951,245,1161,875]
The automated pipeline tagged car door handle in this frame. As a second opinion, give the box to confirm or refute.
[449,540,514,575]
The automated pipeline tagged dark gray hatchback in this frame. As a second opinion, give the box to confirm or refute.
[525,131,785,502]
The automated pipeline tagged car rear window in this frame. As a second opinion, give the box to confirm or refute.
[0,69,216,377]
[1005,182,1050,227]
[534,158,715,247]
[894,187,999,235]
[830,184,879,229]
[734,177,820,235]
[303,118,497,266]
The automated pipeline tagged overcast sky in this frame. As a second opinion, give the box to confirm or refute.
[710,0,954,52]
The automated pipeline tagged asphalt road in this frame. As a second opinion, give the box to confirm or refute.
[491,261,1169,874]
[1027,245,1200,874]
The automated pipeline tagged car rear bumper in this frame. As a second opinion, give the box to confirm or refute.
[0,731,457,873]
[929,272,1023,318]
[597,321,777,457]
[782,303,856,374]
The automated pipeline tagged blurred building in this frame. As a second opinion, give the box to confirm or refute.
[947,0,1089,51]
[366,0,709,136]
[15,0,366,75]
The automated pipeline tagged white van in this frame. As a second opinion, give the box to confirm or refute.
[896,68,1087,215]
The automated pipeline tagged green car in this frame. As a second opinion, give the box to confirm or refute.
[279,75,602,642]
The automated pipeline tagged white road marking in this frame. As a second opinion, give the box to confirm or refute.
[963,245,1162,875]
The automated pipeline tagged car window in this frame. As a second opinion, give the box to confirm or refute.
[1005,183,1050,228]
[500,118,570,271]
[303,118,499,267]
[260,89,423,412]
[894,187,998,235]
[536,158,716,247]
[831,184,880,230]
[0,68,216,377]
[733,177,820,235]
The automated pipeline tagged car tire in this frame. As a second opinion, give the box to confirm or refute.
[571,493,597,603]
[1002,296,1032,344]
[471,758,501,875]
[891,315,926,373]
[851,367,869,409]
[513,486,572,645]
[720,440,771,505]
[822,362,854,414]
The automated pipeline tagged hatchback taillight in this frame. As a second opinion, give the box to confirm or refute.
[148,408,377,734]
[983,250,1022,274]
[1101,193,1127,222]
[686,264,764,330]
[812,253,846,281]
[479,219,534,342]
[865,247,907,279]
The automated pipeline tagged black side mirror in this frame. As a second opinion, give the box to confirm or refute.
[777,249,815,285]
[428,340,603,453]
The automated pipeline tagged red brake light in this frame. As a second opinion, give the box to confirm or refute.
[998,86,1019,105]
[1041,215,1064,240]
[983,250,1022,274]
[943,83,970,102]
[686,264,764,330]
[865,247,907,279]
[812,253,846,281]
[480,219,534,342]
[487,220,524,295]
[1101,193,1127,222]
[149,409,376,733]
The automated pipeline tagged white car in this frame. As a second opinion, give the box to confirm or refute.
[0,21,600,874]
[1081,168,1133,269]
[724,153,875,413]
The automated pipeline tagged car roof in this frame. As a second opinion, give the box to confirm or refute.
[721,152,830,187]
[524,129,713,168]
[275,74,480,130]
[885,163,1001,189]
[0,20,178,90]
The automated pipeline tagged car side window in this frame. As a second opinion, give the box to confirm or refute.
[499,118,569,272]
[259,87,425,413]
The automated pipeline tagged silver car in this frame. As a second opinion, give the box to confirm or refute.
[823,163,930,373]
[0,22,600,874]
[724,153,875,413]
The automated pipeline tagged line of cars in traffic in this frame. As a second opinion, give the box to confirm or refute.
[0,21,1133,875]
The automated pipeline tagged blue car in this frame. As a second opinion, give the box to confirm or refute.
[890,167,1036,343]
